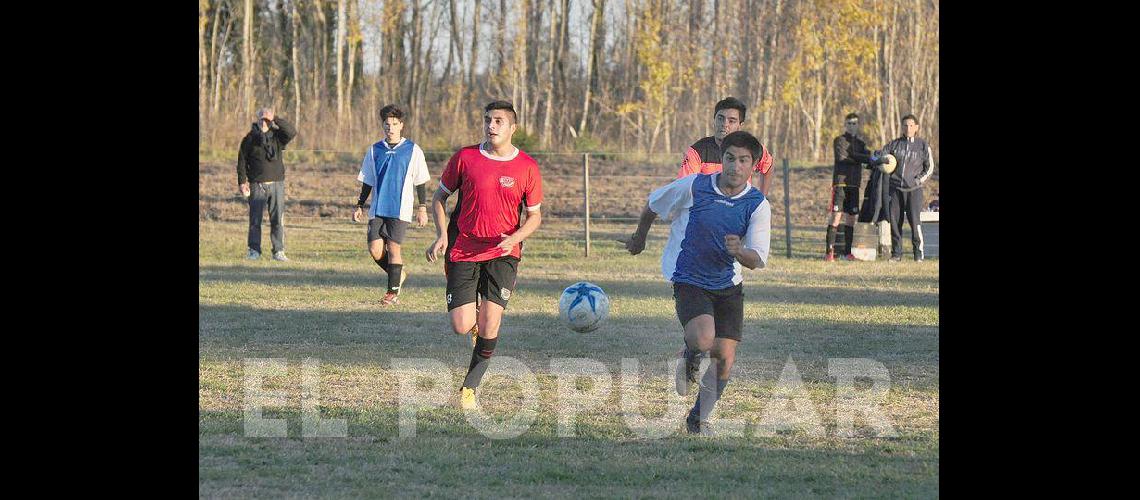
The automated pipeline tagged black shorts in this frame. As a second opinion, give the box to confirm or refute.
[367,217,409,244]
[830,185,860,215]
[446,256,519,311]
[673,282,744,342]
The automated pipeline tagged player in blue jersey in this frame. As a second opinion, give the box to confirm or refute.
[352,104,432,305]
[625,131,772,436]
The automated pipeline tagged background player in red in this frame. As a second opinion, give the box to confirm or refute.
[676,97,774,195]
[425,100,544,410]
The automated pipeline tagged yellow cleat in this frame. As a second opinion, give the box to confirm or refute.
[460,387,477,410]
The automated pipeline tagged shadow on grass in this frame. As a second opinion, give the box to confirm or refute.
[198,407,938,497]
[199,304,938,388]
[199,265,938,308]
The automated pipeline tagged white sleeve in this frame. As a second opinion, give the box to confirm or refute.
[357,147,375,186]
[647,175,696,221]
[411,145,430,185]
[743,199,772,269]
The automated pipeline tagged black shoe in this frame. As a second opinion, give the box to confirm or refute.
[889,256,902,262]
[685,412,701,434]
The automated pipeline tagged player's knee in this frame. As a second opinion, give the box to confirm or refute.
[694,335,715,351]
[369,243,385,259]
[450,319,472,335]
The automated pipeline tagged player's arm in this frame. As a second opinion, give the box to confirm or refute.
[498,166,545,253]
[834,136,849,165]
[353,149,375,222]
[625,204,658,255]
[498,207,542,254]
[236,138,250,196]
[866,142,889,167]
[757,171,772,196]
[411,146,431,227]
[917,143,935,184]
[425,186,452,262]
[850,139,873,164]
[725,234,761,269]
[271,116,297,146]
[413,183,430,227]
[676,147,702,179]
[352,183,372,222]
[754,145,774,195]
[734,200,772,270]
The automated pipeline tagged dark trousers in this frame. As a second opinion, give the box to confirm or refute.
[248,181,286,253]
[889,188,924,259]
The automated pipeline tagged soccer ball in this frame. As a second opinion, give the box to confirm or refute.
[558,281,610,333]
[878,154,897,174]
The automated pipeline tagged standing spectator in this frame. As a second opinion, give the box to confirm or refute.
[237,107,297,261]
[824,112,875,261]
[878,114,935,261]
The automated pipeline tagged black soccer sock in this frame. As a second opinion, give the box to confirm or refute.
[387,263,403,292]
[462,336,498,389]
[374,253,389,272]
[825,225,838,253]
[843,224,855,255]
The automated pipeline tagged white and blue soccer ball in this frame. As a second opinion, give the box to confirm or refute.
[558,281,610,333]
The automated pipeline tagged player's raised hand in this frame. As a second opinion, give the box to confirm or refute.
[426,236,447,262]
[725,234,742,257]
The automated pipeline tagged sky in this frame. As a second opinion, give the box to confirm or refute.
[357,0,629,77]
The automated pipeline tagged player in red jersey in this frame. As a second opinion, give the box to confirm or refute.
[425,100,544,410]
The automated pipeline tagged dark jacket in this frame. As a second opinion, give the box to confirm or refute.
[880,135,934,192]
[832,132,873,186]
[237,117,297,184]
[859,164,891,224]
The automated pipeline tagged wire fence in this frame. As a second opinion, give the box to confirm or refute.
[202,150,939,259]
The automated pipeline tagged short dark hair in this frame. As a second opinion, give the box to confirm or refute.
[714,97,747,122]
[901,113,918,124]
[845,113,859,121]
[721,131,762,161]
[379,104,405,121]
[484,100,517,123]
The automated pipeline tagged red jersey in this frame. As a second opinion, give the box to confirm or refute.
[439,143,544,262]
[676,136,774,178]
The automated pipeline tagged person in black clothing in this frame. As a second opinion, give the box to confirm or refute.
[875,114,934,261]
[825,112,875,261]
[237,107,298,261]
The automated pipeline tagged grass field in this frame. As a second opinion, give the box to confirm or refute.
[199,215,939,497]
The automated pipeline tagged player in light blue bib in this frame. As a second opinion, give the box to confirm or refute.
[352,104,432,305]
[625,131,772,436]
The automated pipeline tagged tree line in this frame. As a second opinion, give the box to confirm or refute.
[198,0,938,164]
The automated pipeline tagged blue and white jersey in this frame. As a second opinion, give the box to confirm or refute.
[356,138,431,221]
[648,173,771,289]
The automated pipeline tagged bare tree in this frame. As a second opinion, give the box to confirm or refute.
[292,0,302,126]
[242,0,253,117]
[578,0,606,137]
[336,0,346,120]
